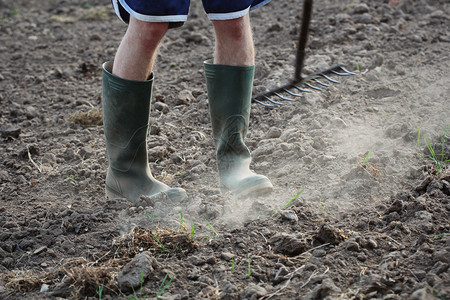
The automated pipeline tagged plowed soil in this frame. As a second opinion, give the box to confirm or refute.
[0,0,449,299]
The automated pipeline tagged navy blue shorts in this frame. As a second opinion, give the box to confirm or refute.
[112,0,271,24]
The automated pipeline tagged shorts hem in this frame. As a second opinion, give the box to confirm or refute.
[118,0,188,23]
[250,0,271,11]
[207,6,250,21]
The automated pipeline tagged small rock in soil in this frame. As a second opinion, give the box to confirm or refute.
[342,240,361,252]
[312,249,327,257]
[430,261,448,275]
[154,101,170,113]
[1,257,14,268]
[279,210,298,222]
[221,252,234,261]
[240,283,267,300]
[51,278,72,298]
[433,249,449,264]
[264,127,282,139]
[353,4,370,14]
[269,233,308,256]
[304,278,341,300]
[267,23,282,32]
[1,125,21,139]
[175,90,193,105]
[314,224,346,245]
[40,284,49,293]
[221,281,238,300]
[117,251,156,292]
[409,287,433,300]
[189,255,206,266]
[386,199,404,214]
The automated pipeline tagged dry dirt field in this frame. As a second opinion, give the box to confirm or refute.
[0,0,449,299]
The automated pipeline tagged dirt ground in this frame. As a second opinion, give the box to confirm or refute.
[0,0,449,299]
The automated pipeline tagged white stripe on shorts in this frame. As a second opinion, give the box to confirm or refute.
[118,0,188,23]
[250,0,271,11]
[112,0,124,22]
[207,6,250,21]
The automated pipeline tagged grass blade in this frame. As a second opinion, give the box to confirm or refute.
[157,274,175,298]
[153,233,165,252]
[283,189,304,209]
[417,125,422,149]
[206,220,219,240]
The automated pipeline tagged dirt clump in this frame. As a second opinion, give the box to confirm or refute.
[0,0,449,299]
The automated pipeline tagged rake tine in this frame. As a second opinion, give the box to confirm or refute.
[331,70,351,76]
[250,0,359,109]
[274,92,296,101]
[312,78,330,87]
[263,95,284,105]
[320,73,340,84]
[304,82,322,91]
[253,98,275,107]
[283,88,303,97]
[293,85,313,93]
[334,66,357,76]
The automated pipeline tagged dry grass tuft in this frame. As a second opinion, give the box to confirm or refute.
[2,270,47,293]
[358,161,383,179]
[1,227,196,298]
[68,108,103,127]
[112,226,196,259]
[0,258,121,298]
[61,258,121,298]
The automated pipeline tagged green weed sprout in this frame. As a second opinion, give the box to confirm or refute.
[417,126,450,173]
[431,233,448,242]
[362,149,373,164]
[247,255,252,276]
[283,189,304,209]
[319,198,326,210]
[190,222,196,238]
[231,257,235,273]
[145,211,155,223]
[153,234,165,252]
[125,270,147,300]
[67,174,77,183]
[96,283,104,300]
[157,274,175,298]
[206,220,219,240]
[432,287,446,300]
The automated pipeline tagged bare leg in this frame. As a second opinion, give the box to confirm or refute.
[206,13,274,198]
[211,14,254,66]
[113,16,169,80]
[102,17,187,203]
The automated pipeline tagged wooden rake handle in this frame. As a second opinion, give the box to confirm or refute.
[294,0,313,81]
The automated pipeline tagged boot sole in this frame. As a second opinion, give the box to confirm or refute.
[105,186,187,204]
[221,178,274,199]
[105,186,127,200]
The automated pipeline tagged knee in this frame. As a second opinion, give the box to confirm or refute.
[140,21,169,39]
[127,18,168,50]
[213,16,248,42]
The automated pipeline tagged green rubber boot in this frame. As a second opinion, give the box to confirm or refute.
[102,61,187,204]
[204,60,273,198]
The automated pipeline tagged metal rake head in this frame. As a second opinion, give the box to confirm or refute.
[252,64,356,107]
